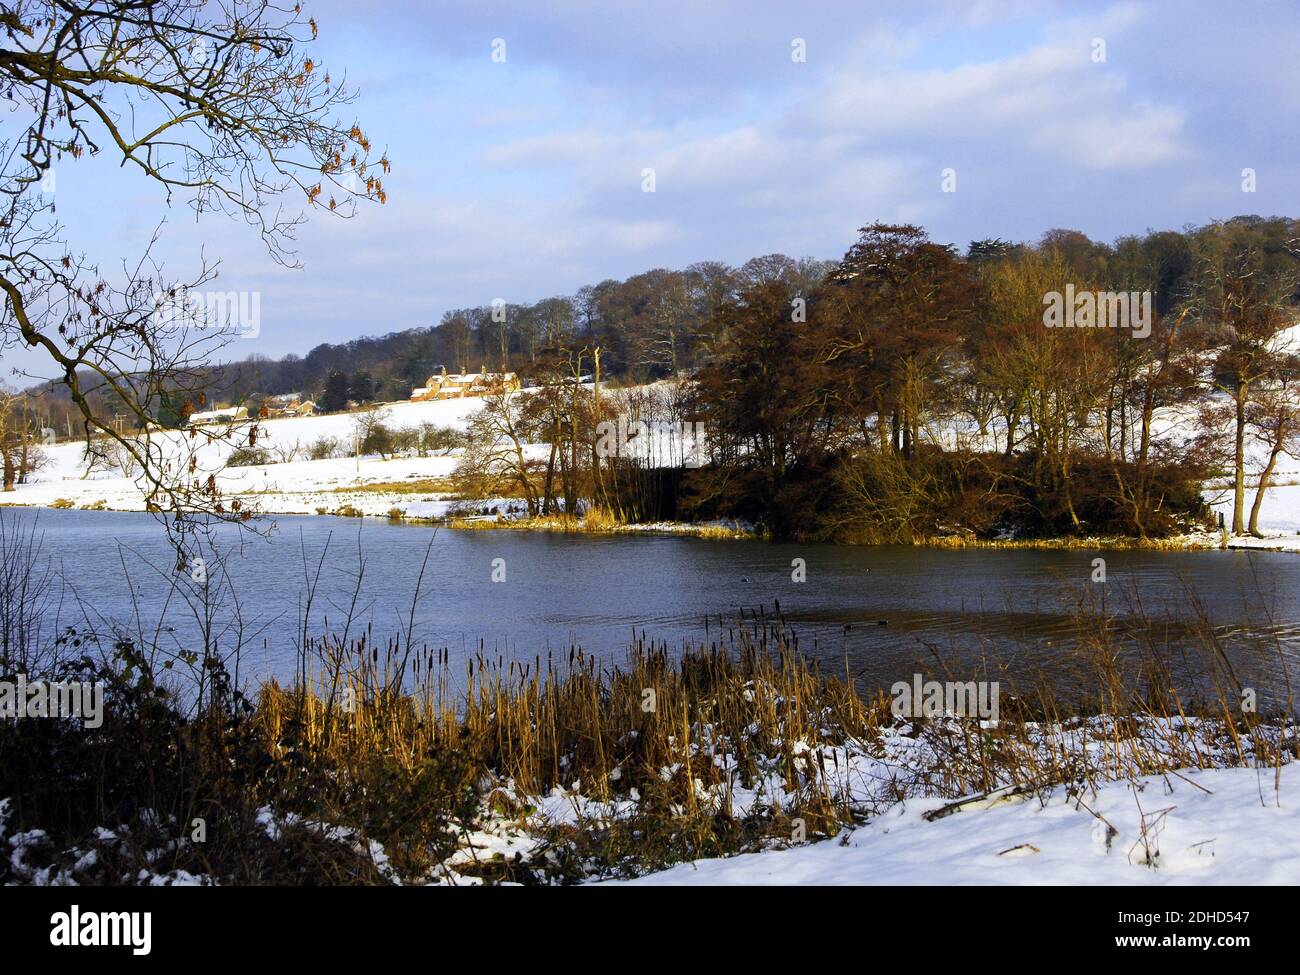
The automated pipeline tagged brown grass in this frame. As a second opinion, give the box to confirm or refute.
[920,533,1215,551]
[249,591,1295,881]
[335,477,461,496]
[447,508,752,539]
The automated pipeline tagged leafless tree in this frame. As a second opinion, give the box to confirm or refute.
[1189,224,1300,533]
[456,387,544,516]
[1246,353,1300,536]
[352,403,393,458]
[0,0,387,554]
[0,386,47,487]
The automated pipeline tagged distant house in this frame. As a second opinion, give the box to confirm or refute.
[187,406,249,426]
[410,366,521,401]
[261,398,316,419]
[256,393,310,419]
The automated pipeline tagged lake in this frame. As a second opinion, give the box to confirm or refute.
[8,508,1300,708]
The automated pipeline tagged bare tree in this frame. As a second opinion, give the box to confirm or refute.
[352,404,393,458]
[975,247,1111,528]
[0,0,387,553]
[1246,352,1300,536]
[0,386,52,488]
[80,432,141,478]
[1193,239,1299,535]
[456,387,544,516]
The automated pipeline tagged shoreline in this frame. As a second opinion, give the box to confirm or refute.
[6,495,1300,552]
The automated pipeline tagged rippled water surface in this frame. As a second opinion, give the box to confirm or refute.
[12,509,1300,704]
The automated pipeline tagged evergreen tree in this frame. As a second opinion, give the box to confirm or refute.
[319,370,351,412]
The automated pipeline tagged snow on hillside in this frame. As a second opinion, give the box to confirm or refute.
[1,395,499,517]
[612,765,1298,885]
[0,384,703,519]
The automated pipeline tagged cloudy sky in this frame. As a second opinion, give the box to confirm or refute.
[11,0,1300,372]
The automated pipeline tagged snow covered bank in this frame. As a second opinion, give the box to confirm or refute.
[421,707,1298,886]
[1204,484,1300,550]
[17,763,1293,885]
[614,765,1298,885]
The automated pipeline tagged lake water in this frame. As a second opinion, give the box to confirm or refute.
[8,508,1300,707]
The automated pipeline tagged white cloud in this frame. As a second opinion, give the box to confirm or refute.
[28,0,1293,366]
[1034,103,1186,169]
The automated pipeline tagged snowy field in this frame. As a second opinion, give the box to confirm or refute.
[1208,486,1300,545]
[0,386,688,520]
[2,395,499,518]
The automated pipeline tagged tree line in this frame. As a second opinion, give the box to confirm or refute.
[449,215,1300,542]
[10,213,1299,542]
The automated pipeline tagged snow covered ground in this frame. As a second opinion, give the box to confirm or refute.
[0,386,690,520]
[6,383,1300,550]
[1208,484,1300,539]
[421,712,1298,887]
[11,764,1293,884]
[2,395,502,518]
[614,765,1298,885]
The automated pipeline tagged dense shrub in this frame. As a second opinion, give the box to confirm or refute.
[0,634,478,885]
[308,436,345,460]
[678,446,1212,543]
[226,446,271,467]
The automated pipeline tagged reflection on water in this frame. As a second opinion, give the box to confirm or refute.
[10,508,1300,708]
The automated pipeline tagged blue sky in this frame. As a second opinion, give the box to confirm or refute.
[9,0,1300,373]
